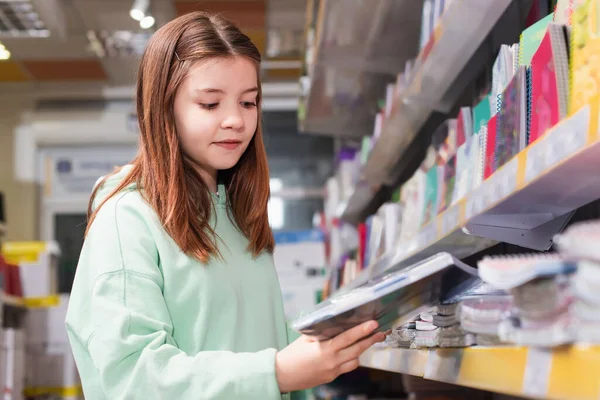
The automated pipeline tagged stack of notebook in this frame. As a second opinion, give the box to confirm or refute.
[459,295,513,346]
[555,220,600,343]
[478,254,577,346]
[385,278,503,349]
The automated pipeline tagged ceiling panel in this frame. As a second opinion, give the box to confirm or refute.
[22,59,107,81]
[174,0,266,29]
[0,61,29,81]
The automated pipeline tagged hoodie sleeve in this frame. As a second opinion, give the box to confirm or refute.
[71,193,283,400]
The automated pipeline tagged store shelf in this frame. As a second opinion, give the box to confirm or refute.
[339,0,533,223]
[298,0,422,138]
[339,105,600,293]
[360,344,600,400]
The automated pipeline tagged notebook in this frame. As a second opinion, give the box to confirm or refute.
[420,166,439,225]
[453,134,480,203]
[439,155,456,212]
[495,66,529,170]
[472,95,491,136]
[478,253,577,290]
[553,0,575,25]
[456,107,473,148]
[399,170,426,242]
[529,23,570,144]
[476,124,488,186]
[570,0,600,114]
[492,45,520,116]
[519,14,554,67]
[484,115,498,179]
[292,253,479,340]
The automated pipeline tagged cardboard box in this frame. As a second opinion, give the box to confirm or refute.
[4,328,25,400]
[25,343,79,392]
[2,242,60,299]
[25,294,69,347]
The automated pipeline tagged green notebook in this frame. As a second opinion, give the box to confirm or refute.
[472,95,491,135]
[519,14,554,66]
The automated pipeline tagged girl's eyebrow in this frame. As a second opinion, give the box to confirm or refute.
[195,87,259,94]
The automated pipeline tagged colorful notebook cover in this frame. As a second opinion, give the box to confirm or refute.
[439,155,456,212]
[495,67,528,170]
[570,0,600,114]
[400,170,426,242]
[453,134,480,203]
[484,115,498,179]
[554,0,575,25]
[519,14,554,67]
[529,24,570,143]
[472,95,491,136]
[456,107,473,148]
[422,166,439,225]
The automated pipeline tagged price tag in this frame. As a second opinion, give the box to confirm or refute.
[523,348,552,398]
[525,140,546,183]
[420,224,437,248]
[545,108,589,168]
[441,206,460,237]
[499,158,518,199]
[488,175,502,204]
[466,189,485,220]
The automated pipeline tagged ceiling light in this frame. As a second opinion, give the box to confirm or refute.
[140,15,155,29]
[0,48,11,60]
[270,178,283,193]
[129,0,149,21]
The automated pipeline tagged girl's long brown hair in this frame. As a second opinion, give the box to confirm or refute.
[86,11,274,261]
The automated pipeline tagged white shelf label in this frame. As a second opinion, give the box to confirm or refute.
[466,190,486,221]
[498,158,518,199]
[441,205,460,237]
[523,348,552,397]
[525,139,547,183]
[419,224,437,248]
[544,106,590,170]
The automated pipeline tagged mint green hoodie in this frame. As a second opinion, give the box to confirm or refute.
[66,165,297,399]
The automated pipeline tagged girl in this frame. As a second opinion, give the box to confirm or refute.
[65,11,385,400]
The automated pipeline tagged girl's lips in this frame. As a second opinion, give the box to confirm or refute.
[214,140,242,150]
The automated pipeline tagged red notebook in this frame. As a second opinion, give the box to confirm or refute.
[484,115,498,179]
[529,24,569,144]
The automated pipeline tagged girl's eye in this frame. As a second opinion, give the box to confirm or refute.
[241,101,257,108]
[200,103,219,110]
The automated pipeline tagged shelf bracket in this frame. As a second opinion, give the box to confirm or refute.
[463,212,574,251]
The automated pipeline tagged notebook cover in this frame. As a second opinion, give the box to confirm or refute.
[440,155,456,212]
[519,14,554,66]
[529,27,562,143]
[477,125,488,186]
[554,0,575,25]
[550,24,571,118]
[422,166,439,225]
[472,95,491,136]
[484,115,498,179]
[570,0,600,114]
[496,67,526,170]
[456,110,466,147]
[292,253,479,340]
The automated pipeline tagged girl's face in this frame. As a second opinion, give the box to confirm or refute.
[174,56,259,182]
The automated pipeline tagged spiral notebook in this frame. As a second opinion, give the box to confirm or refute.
[292,253,478,340]
[484,114,498,179]
[519,14,554,67]
[570,0,599,114]
[495,66,530,170]
[529,23,570,144]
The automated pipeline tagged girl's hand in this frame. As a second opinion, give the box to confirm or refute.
[275,320,385,393]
